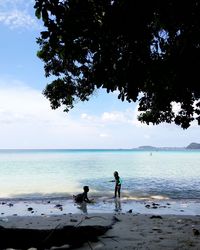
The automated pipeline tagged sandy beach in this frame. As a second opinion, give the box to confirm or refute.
[0,198,200,249]
[0,213,200,249]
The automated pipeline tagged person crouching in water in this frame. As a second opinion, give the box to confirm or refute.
[113,171,122,198]
[73,186,92,203]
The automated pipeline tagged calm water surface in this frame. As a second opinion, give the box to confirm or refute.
[0,149,199,199]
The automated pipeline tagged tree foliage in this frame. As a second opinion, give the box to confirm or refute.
[34,0,200,128]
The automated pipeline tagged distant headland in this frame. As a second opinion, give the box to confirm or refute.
[186,143,200,149]
[137,142,200,150]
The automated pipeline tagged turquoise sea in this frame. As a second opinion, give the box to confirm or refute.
[0,149,200,200]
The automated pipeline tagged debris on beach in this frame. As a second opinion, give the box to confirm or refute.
[145,203,159,209]
[144,202,172,210]
[150,215,163,219]
[70,219,78,222]
[55,204,62,208]
[152,227,163,233]
[193,228,200,236]
[54,204,63,211]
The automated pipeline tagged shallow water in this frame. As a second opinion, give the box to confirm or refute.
[0,149,200,200]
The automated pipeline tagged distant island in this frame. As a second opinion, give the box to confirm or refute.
[186,143,200,149]
[137,142,200,150]
[138,146,158,150]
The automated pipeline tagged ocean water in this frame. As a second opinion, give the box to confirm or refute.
[0,149,200,200]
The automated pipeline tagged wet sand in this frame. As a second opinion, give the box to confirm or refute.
[0,198,200,249]
[0,197,199,216]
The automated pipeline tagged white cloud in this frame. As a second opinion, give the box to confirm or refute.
[101,111,126,123]
[99,133,110,138]
[0,0,34,10]
[81,113,94,121]
[0,10,39,30]
[1,78,150,149]
[0,78,103,148]
[0,0,41,30]
[0,78,198,149]
[0,81,67,126]
[101,108,152,128]
[80,107,151,128]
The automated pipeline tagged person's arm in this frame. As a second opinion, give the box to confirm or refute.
[83,193,91,203]
[84,197,90,202]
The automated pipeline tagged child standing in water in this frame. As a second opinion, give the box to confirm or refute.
[111,171,122,198]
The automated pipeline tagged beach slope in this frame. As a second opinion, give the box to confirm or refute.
[0,213,200,249]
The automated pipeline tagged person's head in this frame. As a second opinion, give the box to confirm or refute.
[83,186,89,193]
[114,171,119,178]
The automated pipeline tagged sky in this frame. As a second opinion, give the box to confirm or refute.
[0,0,199,149]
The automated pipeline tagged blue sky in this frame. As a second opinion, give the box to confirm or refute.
[0,0,199,149]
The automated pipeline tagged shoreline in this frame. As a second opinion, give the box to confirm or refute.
[0,197,199,217]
